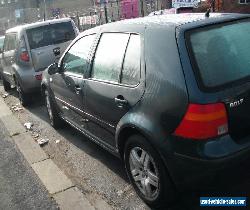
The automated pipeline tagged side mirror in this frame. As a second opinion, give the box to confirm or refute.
[48,63,60,75]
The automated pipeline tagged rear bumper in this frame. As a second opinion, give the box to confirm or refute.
[160,135,250,191]
[18,70,43,93]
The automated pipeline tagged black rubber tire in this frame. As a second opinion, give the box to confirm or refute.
[2,76,11,91]
[44,88,63,129]
[124,135,177,209]
[16,80,30,107]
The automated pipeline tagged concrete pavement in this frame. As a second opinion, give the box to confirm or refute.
[0,119,58,210]
[0,95,112,210]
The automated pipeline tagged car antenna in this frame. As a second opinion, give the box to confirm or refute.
[205,0,216,18]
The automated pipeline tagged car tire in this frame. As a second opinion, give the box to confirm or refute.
[16,80,30,107]
[124,135,177,208]
[2,76,11,91]
[44,88,63,129]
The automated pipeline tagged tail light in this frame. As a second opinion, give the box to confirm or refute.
[20,51,29,62]
[35,74,42,80]
[174,103,228,140]
[20,36,29,62]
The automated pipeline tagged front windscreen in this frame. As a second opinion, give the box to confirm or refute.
[187,19,250,90]
[27,21,75,49]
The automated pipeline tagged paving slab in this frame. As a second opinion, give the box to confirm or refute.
[0,98,12,118]
[32,159,73,194]
[54,187,95,210]
[12,133,48,164]
[92,197,113,210]
[1,115,26,136]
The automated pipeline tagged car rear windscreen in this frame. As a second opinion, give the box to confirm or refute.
[27,21,75,49]
[187,19,250,90]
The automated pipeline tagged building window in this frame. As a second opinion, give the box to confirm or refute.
[239,0,250,4]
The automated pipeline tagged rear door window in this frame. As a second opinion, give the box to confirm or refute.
[91,33,129,83]
[121,34,141,86]
[26,21,75,49]
[187,19,250,90]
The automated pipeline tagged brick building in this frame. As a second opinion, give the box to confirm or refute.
[220,0,250,13]
[204,0,250,13]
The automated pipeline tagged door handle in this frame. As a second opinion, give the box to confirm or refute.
[75,85,81,94]
[115,95,128,108]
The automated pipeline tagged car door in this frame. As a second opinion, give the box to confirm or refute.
[49,34,96,127]
[84,33,144,147]
[2,33,17,84]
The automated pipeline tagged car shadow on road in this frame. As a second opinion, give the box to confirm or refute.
[27,94,129,181]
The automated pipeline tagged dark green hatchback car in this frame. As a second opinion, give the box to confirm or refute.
[42,13,250,208]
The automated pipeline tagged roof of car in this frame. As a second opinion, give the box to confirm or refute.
[84,13,250,34]
[121,13,249,26]
[6,18,72,34]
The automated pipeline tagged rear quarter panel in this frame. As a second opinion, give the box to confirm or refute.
[117,26,189,163]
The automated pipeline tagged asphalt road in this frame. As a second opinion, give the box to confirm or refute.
[0,120,58,210]
[1,84,250,210]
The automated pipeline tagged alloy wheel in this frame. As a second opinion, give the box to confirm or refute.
[45,90,53,125]
[16,81,23,104]
[129,147,160,201]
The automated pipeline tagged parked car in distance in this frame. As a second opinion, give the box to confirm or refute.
[0,18,79,106]
[0,36,5,79]
[0,36,4,52]
[42,13,250,208]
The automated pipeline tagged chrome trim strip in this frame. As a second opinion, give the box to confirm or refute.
[55,96,116,129]
[3,71,12,76]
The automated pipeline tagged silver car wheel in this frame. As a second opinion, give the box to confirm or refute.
[129,147,160,201]
[45,90,53,123]
[16,82,23,104]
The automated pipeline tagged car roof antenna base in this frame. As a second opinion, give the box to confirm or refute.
[205,0,216,18]
[205,8,211,18]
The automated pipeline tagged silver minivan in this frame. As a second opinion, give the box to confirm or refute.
[0,18,79,106]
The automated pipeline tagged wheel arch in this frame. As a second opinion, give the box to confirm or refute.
[116,113,176,177]
[13,67,22,87]
[116,114,168,160]
[117,125,147,159]
[41,83,47,98]
[117,119,178,204]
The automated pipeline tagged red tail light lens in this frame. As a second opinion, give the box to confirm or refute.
[35,74,42,81]
[174,103,228,140]
[20,51,29,62]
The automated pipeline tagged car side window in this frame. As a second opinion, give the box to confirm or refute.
[3,35,9,52]
[91,33,129,83]
[62,34,96,75]
[121,34,141,86]
[4,34,17,52]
